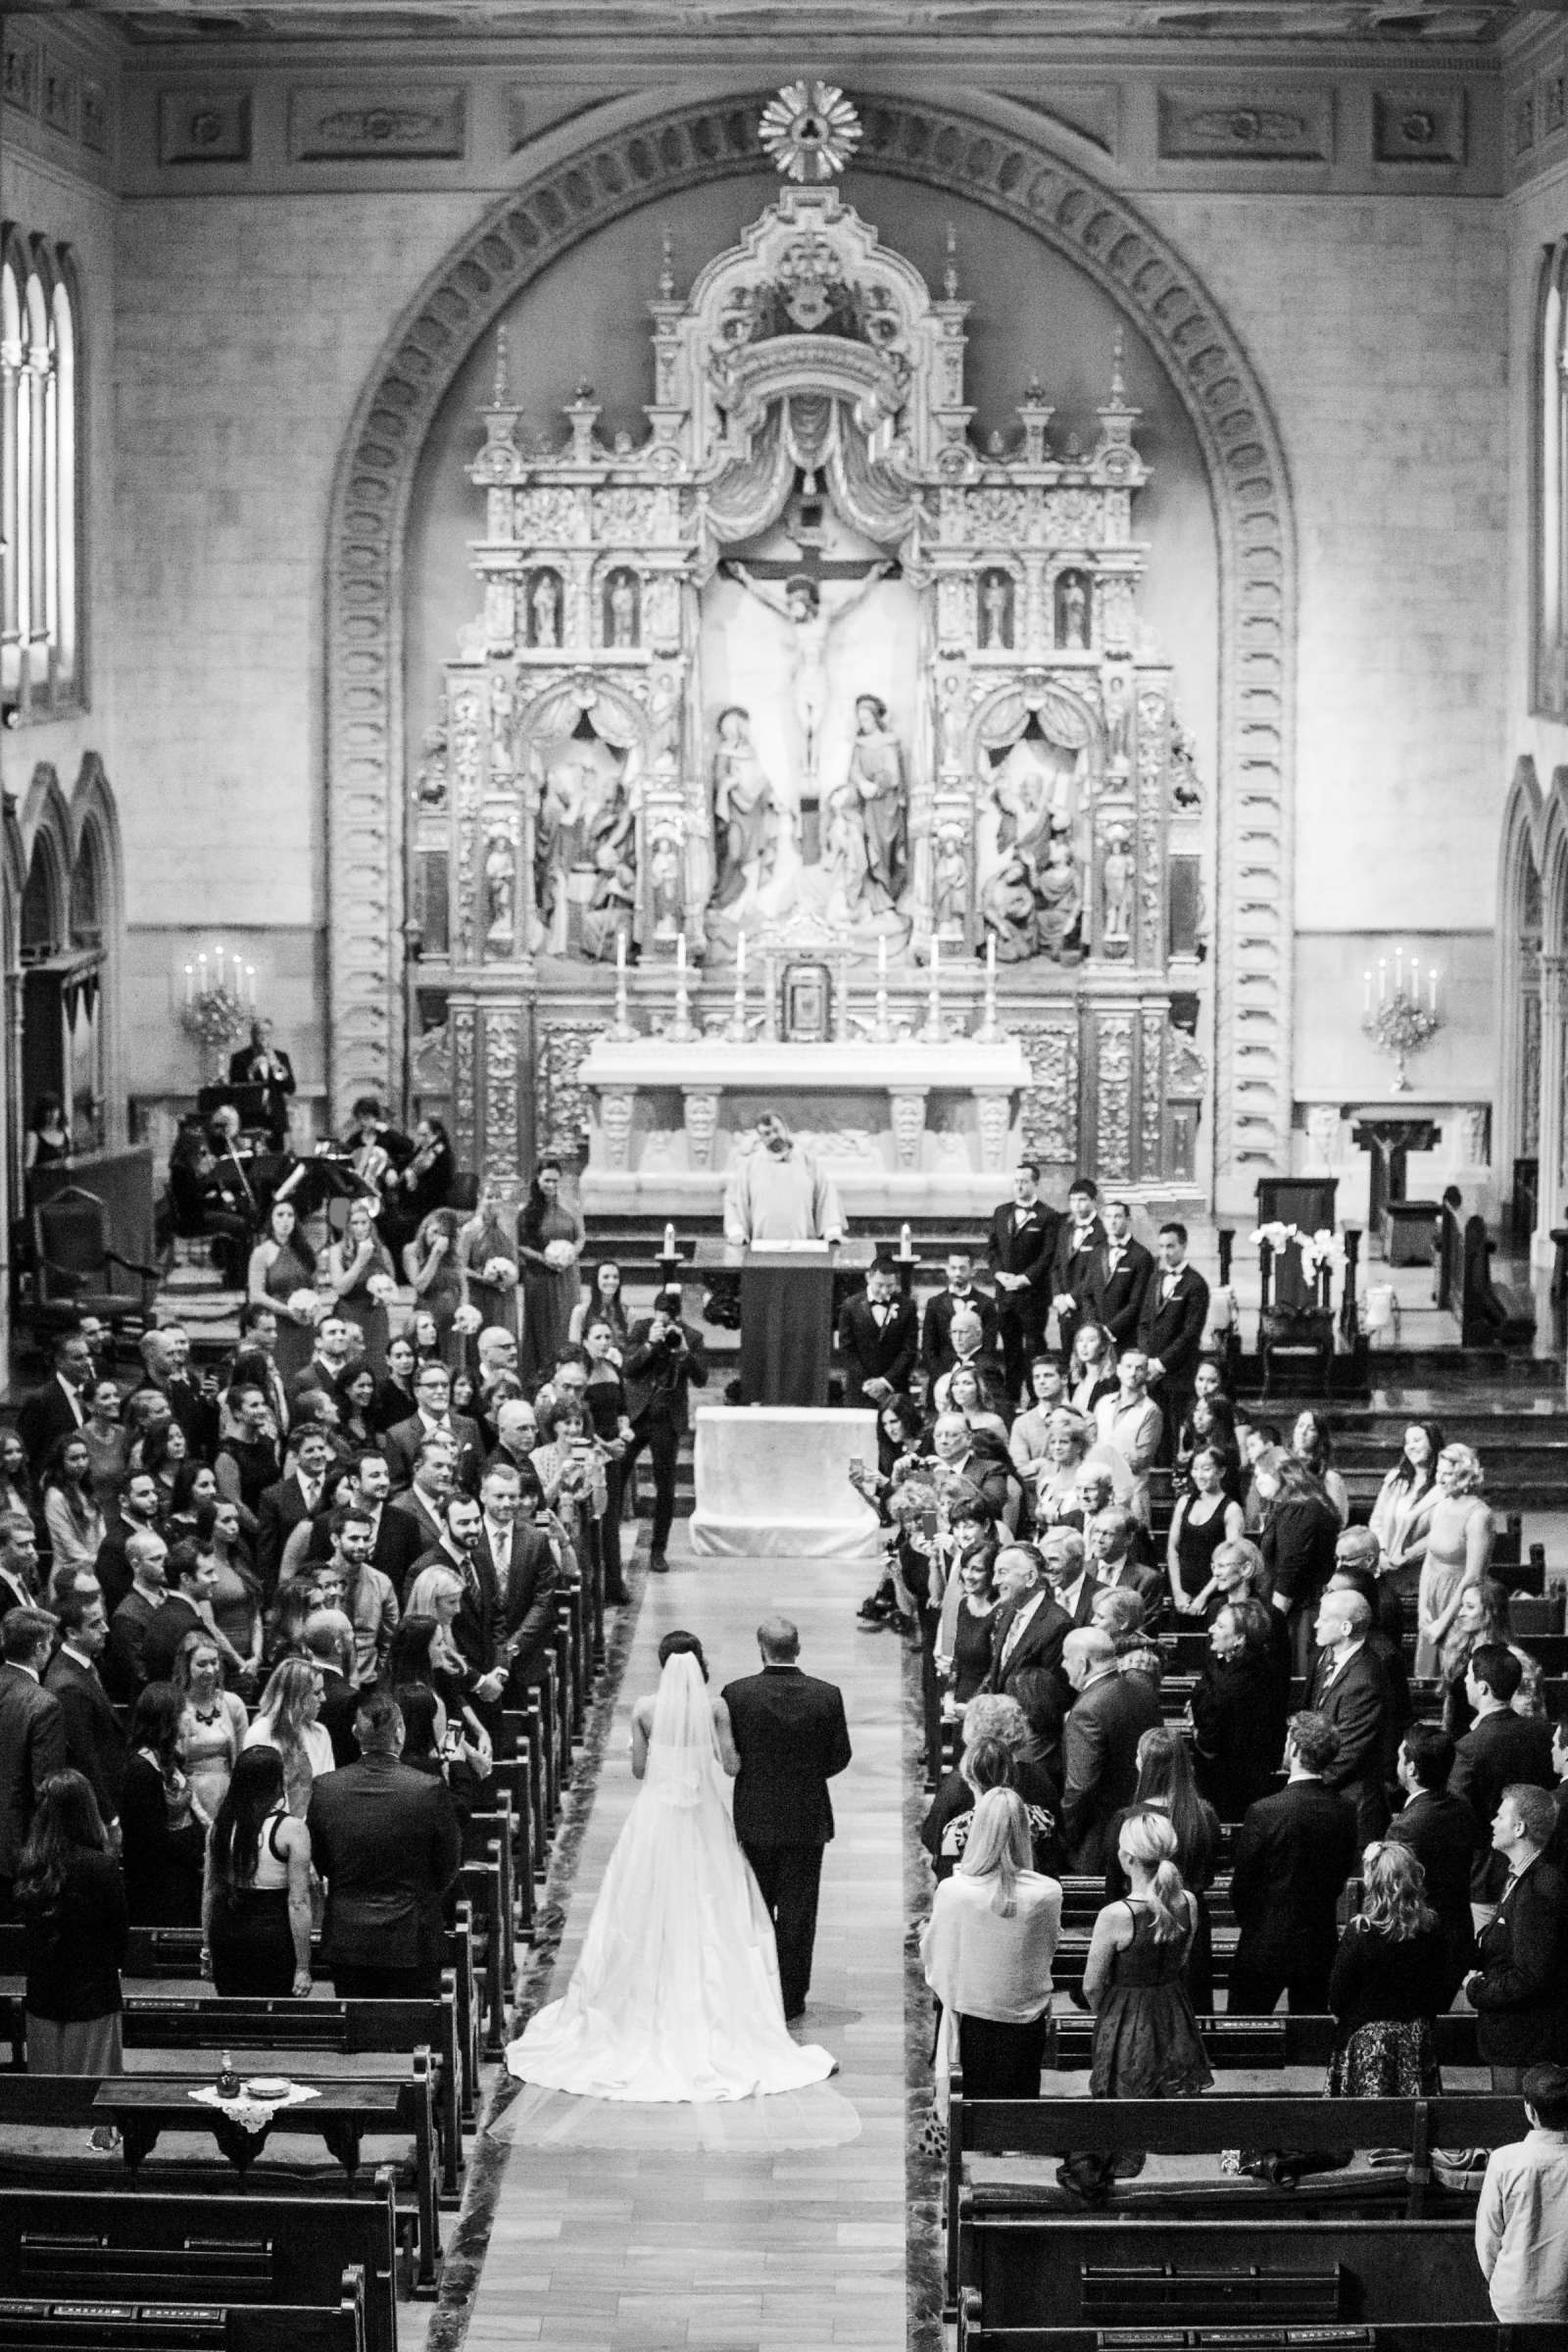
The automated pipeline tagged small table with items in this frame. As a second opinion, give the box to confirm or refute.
[92,2075,402,2182]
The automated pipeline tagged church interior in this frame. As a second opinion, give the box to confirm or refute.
[6,2,1568,2348]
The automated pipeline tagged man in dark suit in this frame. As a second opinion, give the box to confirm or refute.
[0,1517,38,1620]
[140,1540,219,1685]
[16,1328,91,1470]
[622,1287,708,1575]
[1084,1198,1155,1350]
[985,1163,1059,1398]
[228,1017,297,1148]
[44,1589,127,1836]
[1085,1506,1164,1621]
[1047,1178,1107,1365]
[1059,1625,1160,1871]
[306,1688,462,1998]
[1042,1529,1105,1633]
[303,1609,362,1768]
[838,1257,918,1409]
[382,1359,483,1495]
[285,1315,355,1415]
[139,1324,220,1461]
[1307,1586,1396,1844]
[0,1608,68,1918]
[478,1461,559,1699]
[1228,1709,1359,2014]
[255,1425,336,1601]
[1464,1782,1568,2089]
[103,1532,168,1703]
[1451,1645,1556,1900]
[1135,1221,1210,1438]
[985,1543,1073,1707]
[921,1248,1002,1384]
[723,1615,852,2021]
[931,1410,1012,1527]
[1388,1722,1480,1998]
[1189,1597,1288,1822]
[280,1449,427,1597]
[389,1441,458,1576]
[409,1494,503,1701]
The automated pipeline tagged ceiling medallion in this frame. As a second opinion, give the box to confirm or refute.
[759,81,862,184]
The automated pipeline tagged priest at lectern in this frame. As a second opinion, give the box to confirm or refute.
[723,1110,846,1247]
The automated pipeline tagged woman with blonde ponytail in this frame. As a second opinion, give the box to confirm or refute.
[1059,1807,1212,2199]
[920,1787,1062,2101]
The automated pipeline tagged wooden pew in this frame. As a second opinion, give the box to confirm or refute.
[956,2205,1493,2333]
[0,2282,366,2352]
[0,2181,397,2352]
[1042,2007,1481,2075]
[956,2312,1544,2350]
[459,1851,509,2059]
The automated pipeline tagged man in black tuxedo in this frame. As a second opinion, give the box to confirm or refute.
[723,1616,851,2022]
[256,1424,336,1600]
[228,1017,297,1149]
[307,1689,462,1999]
[1060,1624,1160,1872]
[16,1327,91,1470]
[1450,1645,1556,1900]
[838,1257,918,1409]
[984,1163,1059,1397]
[0,1609,68,1919]
[1464,1782,1568,2089]
[1307,1586,1396,1844]
[43,1590,126,1835]
[1228,1710,1359,2014]
[921,1248,1001,1383]
[622,1287,708,1575]
[1047,1177,1106,1365]
[1388,1723,1480,1998]
[985,1542,1072,1708]
[1136,1221,1210,1440]
[1084,1198,1155,1350]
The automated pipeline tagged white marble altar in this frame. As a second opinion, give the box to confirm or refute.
[689,1404,883,1560]
[579,1035,1034,1218]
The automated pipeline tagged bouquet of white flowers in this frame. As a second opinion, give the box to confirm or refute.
[453,1302,482,1337]
[543,1238,577,1273]
[286,1288,323,1325]
[482,1255,517,1289]
[367,1273,398,1305]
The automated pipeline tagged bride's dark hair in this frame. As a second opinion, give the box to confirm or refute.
[658,1629,708,1681]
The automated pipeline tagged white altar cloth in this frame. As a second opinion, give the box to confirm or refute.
[689,1405,884,1560]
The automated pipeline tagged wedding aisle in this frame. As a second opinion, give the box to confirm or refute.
[460,1541,908,2352]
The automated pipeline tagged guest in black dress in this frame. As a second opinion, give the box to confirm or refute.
[17,1769,127,2082]
[1105,1723,1220,2015]
[1327,1838,1448,2096]
[941,1547,1001,1709]
[202,1744,314,1997]
[120,1683,208,1926]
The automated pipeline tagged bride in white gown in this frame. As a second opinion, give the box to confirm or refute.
[505,1633,837,2102]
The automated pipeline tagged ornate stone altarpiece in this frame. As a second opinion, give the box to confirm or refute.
[413,99,1212,1214]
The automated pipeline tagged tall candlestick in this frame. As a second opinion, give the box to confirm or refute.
[877,936,887,986]
[662,1222,676,1262]
[184,962,194,1007]
[675,932,686,975]
[1395,945,1403,995]
[1377,957,1387,1004]
[615,929,626,977]
[737,928,747,981]
[1429,966,1438,1013]
[245,964,256,1006]
[1363,968,1371,1014]
[900,1221,912,1259]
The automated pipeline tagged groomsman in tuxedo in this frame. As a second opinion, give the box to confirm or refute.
[1136,1221,1210,1442]
[1084,1199,1155,1350]
[838,1257,918,1410]
[922,1248,1001,1382]
[984,1162,1059,1399]
[724,1616,852,2022]
[1047,1178,1106,1364]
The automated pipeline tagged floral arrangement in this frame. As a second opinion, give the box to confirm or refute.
[453,1302,482,1337]
[1249,1221,1343,1279]
[367,1273,398,1305]
[482,1255,517,1289]
[543,1238,578,1273]
[286,1288,323,1324]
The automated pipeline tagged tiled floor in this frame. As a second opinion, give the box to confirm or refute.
[460,1542,907,2352]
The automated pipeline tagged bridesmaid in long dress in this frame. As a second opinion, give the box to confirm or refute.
[460,1187,520,1344]
[1414,1443,1494,1678]
[246,1200,318,1385]
[325,1197,395,1370]
[517,1158,585,1389]
[403,1207,469,1368]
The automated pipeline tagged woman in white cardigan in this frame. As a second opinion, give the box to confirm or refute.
[920,1787,1062,2101]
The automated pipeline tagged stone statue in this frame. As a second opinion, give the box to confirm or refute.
[484,833,515,949]
[982,850,1040,963]
[979,571,1011,651]
[1102,826,1134,948]
[1104,672,1130,764]
[726,561,893,794]
[531,570,562,649]
[938,671,968,772]
[533,752,591,955]
[415,720,449,808]
[1036,830,1083,958]
[842,694,908,913]
[933,823,970,936]
[1057,571,1088,651]
[710,706,781,911]
[488,671,515,777]
[650,832,683,940]
[607,571,639,649]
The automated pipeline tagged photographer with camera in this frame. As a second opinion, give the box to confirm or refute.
[622,1286,709,1575]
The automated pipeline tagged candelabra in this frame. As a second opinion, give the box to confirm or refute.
[1360,949,1442,1092]
[180,945,257,1080]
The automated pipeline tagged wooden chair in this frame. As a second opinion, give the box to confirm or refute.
[1257,1231,1334,1396]
[24,1183,160,1340]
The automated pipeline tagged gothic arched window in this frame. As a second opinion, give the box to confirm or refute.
[1,229,83,715]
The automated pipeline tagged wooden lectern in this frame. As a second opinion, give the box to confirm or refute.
[694,1237,873,1406]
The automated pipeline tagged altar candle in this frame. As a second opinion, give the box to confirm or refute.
[184,962,195,1007]
[1362,969,1371,1014]
[245,964,256,1006]
[986,935,997,987]
[1409,959,1420,1005]
[931,934,941,985]
[1395,945,1403,996]
[1377,957,1387,1004]
[901,1222,912,1258]
[877,936,887,986]
[615,929,625,978]
[1429,966,1438,1013]
[675,933,686,977]
[232,955,243,998]
[197,952,208,994]
[737,929,747,982]
[663,1222,676,1261]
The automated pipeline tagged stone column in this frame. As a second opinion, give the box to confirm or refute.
[1538,953,1568,1249]
[971,1088,1012,1176]
[598,1087,637,1173]
[886,1087,929,1173]
[681,1087,721,1171]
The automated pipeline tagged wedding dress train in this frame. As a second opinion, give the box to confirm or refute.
[505,1652,836,2102]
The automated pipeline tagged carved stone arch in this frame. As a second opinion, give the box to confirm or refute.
[1496,755,1545,1221]
[325,86,1295,1204]
[19,761,71,957]
[67,754,125,1144]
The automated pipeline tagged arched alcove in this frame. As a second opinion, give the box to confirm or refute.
[325,86,1294,1211]
[1495,755,1545,1238]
